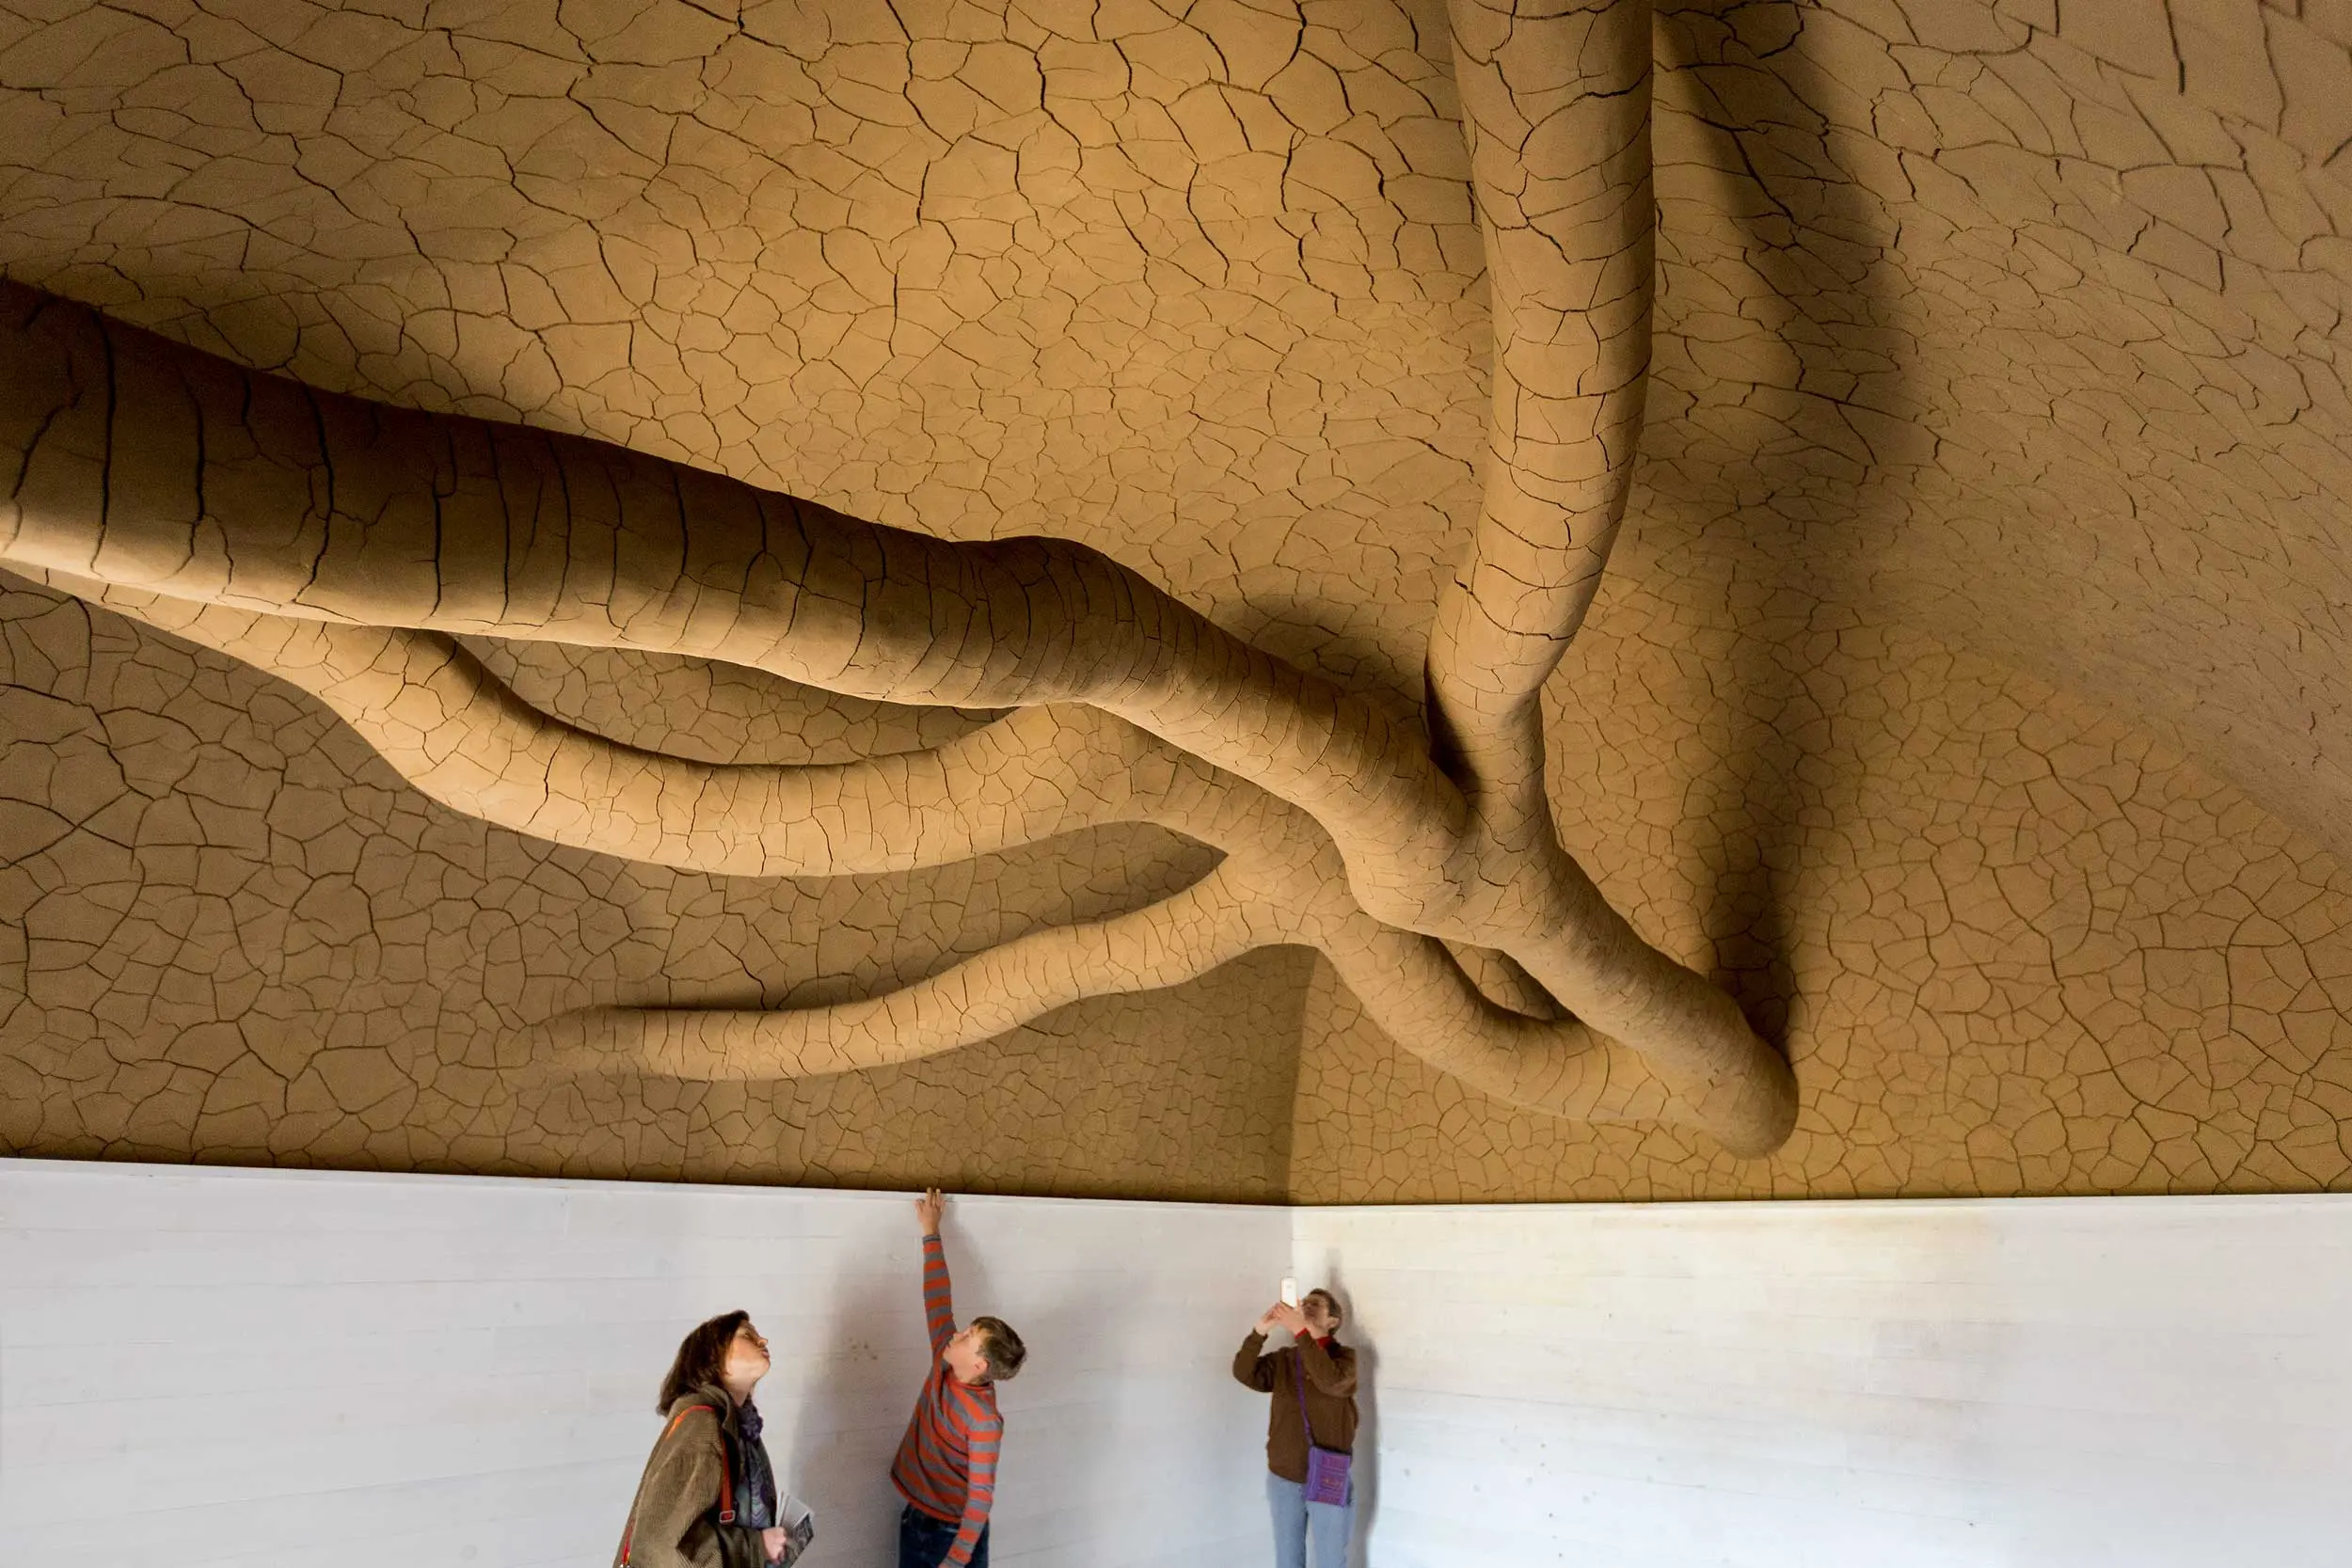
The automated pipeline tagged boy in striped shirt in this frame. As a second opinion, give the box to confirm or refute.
[893,1187,1027,1568]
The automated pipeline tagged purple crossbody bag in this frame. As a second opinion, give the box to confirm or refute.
[1293,1349,1352,1506]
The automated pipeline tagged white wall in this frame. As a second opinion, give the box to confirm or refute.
[1293,1196,2352,1568]
[0,1161,1290,1568]
[12,1163,2351,1568]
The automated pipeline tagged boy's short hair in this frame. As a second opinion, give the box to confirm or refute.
[972,1315,1026,1382]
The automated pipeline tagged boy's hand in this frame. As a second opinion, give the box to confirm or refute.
[1270,1303,1311,1337]
[1254,1303,1286,1336]
[915,1186,946,1236]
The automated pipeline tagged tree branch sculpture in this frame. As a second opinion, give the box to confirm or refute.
[0,0,1798,1155]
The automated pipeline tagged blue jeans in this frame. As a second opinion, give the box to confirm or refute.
[898,1502,988,1568]
[1267,1471,1351,1568]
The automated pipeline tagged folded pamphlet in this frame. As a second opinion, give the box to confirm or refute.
[778,1495,817,1565]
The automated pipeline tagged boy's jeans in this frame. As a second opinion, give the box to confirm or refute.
[898,1501,988,1568]
[1267,1471,1352,1568]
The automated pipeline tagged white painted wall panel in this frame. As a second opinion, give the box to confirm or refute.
[12,1163,2350,1568]
[1292,1196,2352,1568]
[0,1161,1291,1568]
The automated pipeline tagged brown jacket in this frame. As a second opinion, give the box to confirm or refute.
[613,1386,770,1568]
[1233,1331,1359,1483]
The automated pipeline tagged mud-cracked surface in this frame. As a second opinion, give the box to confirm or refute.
[1294,527,2352,1199]
[5,0,2352,1197]
[0,572,1305,1193]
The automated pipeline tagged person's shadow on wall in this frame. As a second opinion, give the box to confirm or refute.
[1326,1263,1378,1568]
[782,1233,904,1567]
[988,1256,1120,1546]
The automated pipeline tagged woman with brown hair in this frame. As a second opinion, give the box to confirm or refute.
[613,1311,813,1568]
[1233,1288,1359,1568]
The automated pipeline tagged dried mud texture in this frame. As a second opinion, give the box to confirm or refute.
[0,0,2343,859]
[0,0,1797,1152]
[0,574,1303,1198]
[469,640,1008,768]
[1290,551,2352,1201]
[0,0,1491,696]
[1644,0,2352,872]
[2,0,2352,1197]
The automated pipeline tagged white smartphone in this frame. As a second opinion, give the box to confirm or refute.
[1279,1276,1299,1307]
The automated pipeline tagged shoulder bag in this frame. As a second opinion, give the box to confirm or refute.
[1293,1352,1352,1507]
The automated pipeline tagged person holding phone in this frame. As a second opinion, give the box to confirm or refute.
[893,1187,1028,1568]
[1233,1287,1359,1568]
[613,1312,814,1567]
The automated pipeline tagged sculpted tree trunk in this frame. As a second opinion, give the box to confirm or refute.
[0,0,1797,1155]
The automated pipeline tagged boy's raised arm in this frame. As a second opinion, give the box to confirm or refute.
[915,1186,955,1354]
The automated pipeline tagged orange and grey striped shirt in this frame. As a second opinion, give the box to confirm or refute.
[890,1233,1001,1567]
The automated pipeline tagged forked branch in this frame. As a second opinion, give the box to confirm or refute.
[50,571,1677,1126]
[0,0,1797,1153]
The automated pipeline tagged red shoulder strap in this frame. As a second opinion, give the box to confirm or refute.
[618,1404,736,1565]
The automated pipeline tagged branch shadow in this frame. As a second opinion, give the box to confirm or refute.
[1306,1260,1377,1568]
[1641,0,1922,1076]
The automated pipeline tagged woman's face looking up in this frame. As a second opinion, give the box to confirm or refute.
[724,1320,771,1389]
